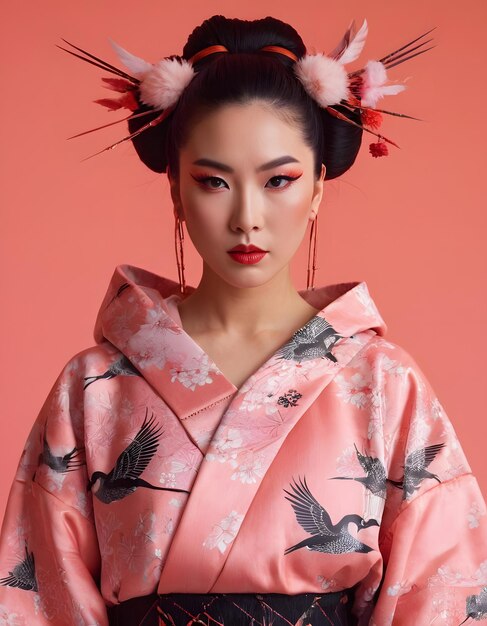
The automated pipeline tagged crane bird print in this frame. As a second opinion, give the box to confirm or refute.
[330,443,388,521]
[459,586,487,624]
[0,544,38,592]
[389,442,445,500]
[275,316,345,364]
[283,476,379,555]
[331,443,387,499]
[32,429,85,482]
[87,407,190,503]
[83,354,142,389]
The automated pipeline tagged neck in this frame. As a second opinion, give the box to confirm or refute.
[177,262,320,337]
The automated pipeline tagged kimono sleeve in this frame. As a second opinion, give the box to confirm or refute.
[0,352,109,625]
[367,347,487,626]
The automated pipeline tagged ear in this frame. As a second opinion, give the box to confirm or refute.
[167,165,185,221]
[309,163,326,221]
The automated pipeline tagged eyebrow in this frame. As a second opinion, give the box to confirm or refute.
[191,155,301,173]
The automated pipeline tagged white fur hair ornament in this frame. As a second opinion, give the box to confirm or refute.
[57,19,435,160]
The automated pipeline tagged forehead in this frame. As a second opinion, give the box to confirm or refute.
[181,101,310,161]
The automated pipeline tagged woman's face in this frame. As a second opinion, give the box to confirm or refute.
[168,101,325,289]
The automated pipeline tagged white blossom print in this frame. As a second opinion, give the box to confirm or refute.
[85,387,114,415]
[96,511,123,559]
[241,357,316,400]
[159,472,177,488]
[134,510,162,545]
[430,396,462,454]
[52,378,73,416]
[334,355,387,439]
[428,560,487,587]
[128,329,168,370]
[387,580,412,596]
[85,407,117,459]
[4,514,29,555]
[468,502,487,529]
[34,561,70,621]
[205,427,243,465]
[162,516,174,536]
[118,532,146,572]
[430,587,460,626]
[103,297,139,344]
[168,446,201,477]
[193,428,213,450]
[0,604,25,626]
[334,370,374,410]
[169,354,220,391]
[379,353,409,377]
[124,302,182,370]
[230,451,266,484]
[335,446,364,478]
[69,486,92,519]
[239,369,286,414]
[203,510,244,554]
[316,575,337,591]
[405,376,432,451]
[115,395,140,429]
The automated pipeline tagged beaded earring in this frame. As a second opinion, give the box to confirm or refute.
[174,213,187,295]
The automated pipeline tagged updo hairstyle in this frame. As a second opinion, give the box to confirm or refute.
[128,15,364,181]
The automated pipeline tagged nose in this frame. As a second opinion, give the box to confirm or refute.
[229,188,264,235]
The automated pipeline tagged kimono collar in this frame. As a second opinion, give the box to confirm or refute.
[92,264,387,419]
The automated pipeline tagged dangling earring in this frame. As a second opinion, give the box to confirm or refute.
[174,213,186,295]
[307,212,318,291]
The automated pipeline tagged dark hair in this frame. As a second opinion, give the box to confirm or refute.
[127,15,363,180]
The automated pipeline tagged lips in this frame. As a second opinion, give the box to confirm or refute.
[228,244,267,253]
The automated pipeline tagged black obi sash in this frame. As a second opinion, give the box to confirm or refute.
[107,588,357,625]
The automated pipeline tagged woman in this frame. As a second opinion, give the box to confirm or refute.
[0,14,486,626]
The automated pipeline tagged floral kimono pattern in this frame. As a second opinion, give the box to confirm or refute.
[0,263,486,625]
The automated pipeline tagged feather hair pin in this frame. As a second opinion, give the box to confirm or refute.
[56,38,196,160]
[293,19,436,156]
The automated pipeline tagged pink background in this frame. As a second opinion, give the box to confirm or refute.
[1,0,486,517]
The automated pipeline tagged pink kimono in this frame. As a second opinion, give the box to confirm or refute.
[0,263,486,625]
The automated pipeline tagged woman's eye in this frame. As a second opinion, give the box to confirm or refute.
[206,177,227,189]
[266,176,297,189]
[194,176,228,189]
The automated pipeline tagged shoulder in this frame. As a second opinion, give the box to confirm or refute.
[344,334,450,443]
[45,341,126,399]
[348,333,432,387]
[58,340,124,376]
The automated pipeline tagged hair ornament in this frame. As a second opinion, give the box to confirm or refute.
[56,19,435,162]
[292,17,368,108]
[327,17,369,64]
[360,59,407,108]
[107,39,153,78]
[294,54,350,107]
[108,39,196,111]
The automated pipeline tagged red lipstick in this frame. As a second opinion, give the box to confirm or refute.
[227,244,268,265]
